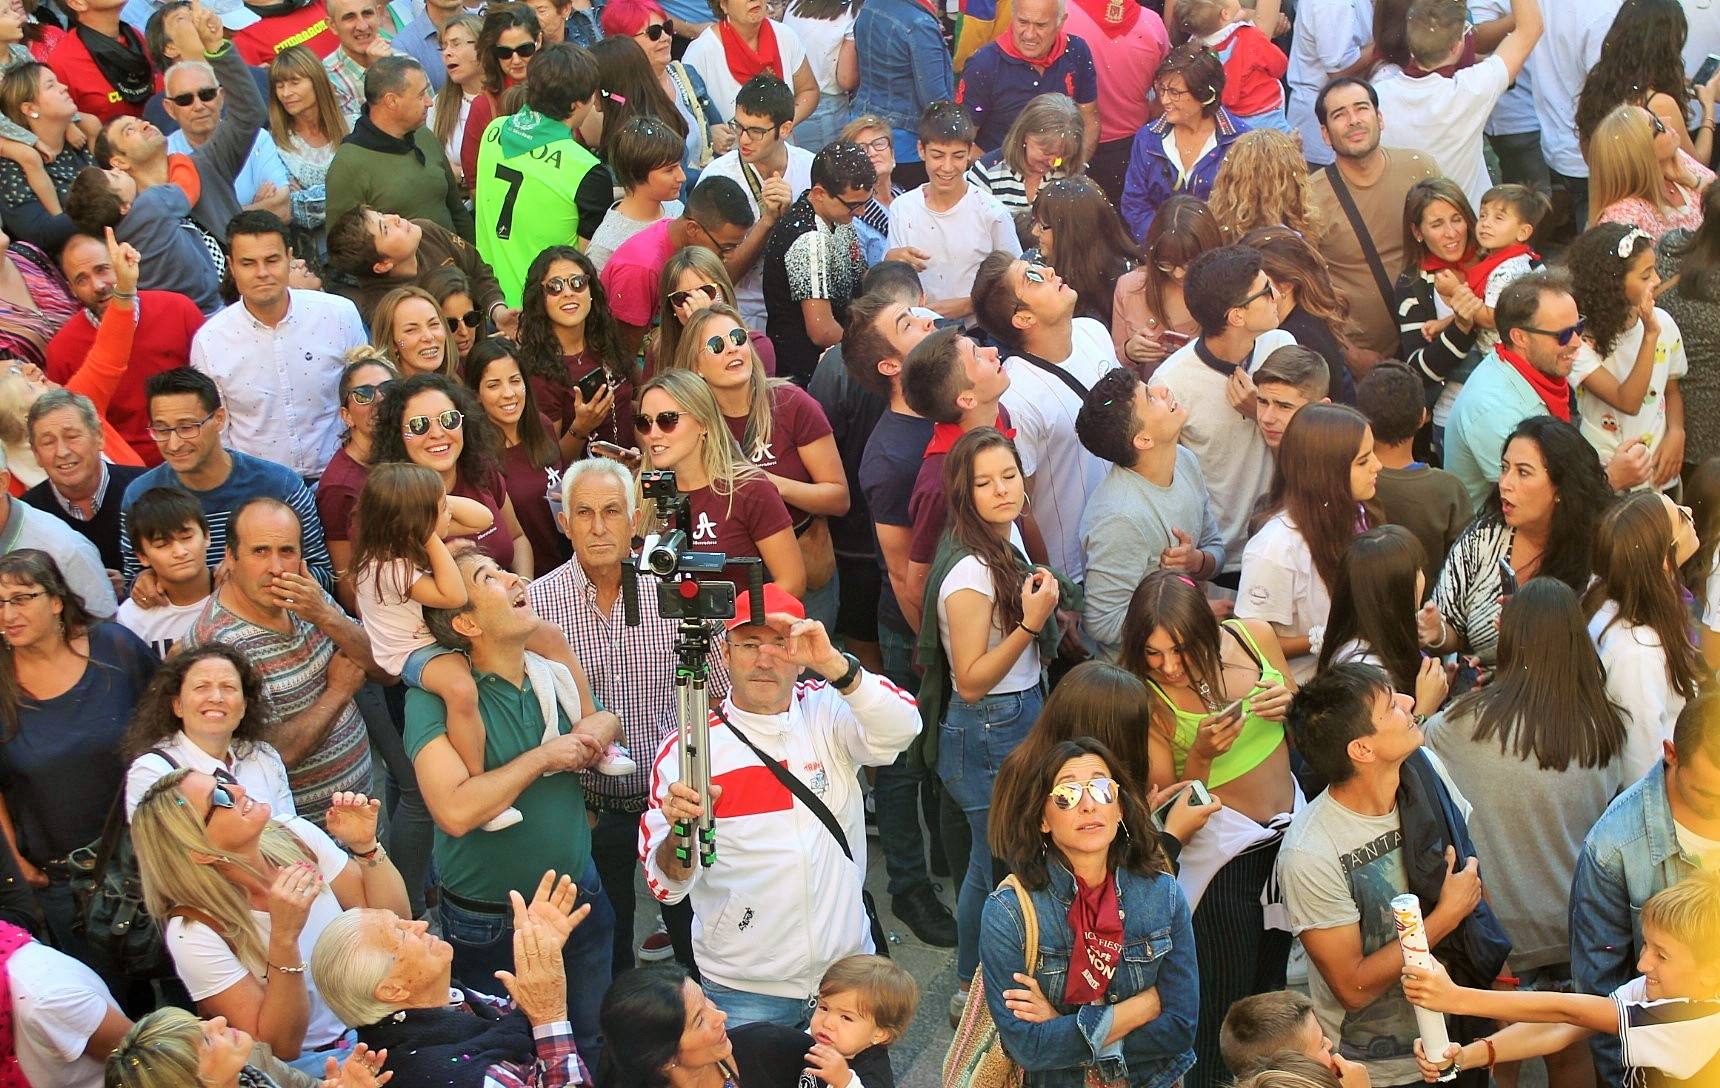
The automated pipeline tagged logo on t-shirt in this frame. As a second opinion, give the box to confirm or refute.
[692,511,719,543]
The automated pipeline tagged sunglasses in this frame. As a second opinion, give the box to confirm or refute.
[1023,263,1051,284]
[1649,113,1667,136]
[633,410,684,434]
[1521,318,1586,346]
[668,283,721,310]
[636,20,669,39]
[404,408,464,436]
[448,310,482,329]
[541,273,589,296]
[204,783,236,825]
[492,41,538,60]
[347,380,397,405]
[1048,777,1118,810]
[170,86,220,107]
[1236,281,1276,309]
[704,327,749,355]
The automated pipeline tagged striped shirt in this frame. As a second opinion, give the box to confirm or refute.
[964,152,1069,216]
[1431,512,1509,666]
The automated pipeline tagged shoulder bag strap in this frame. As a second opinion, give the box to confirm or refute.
[1015,350,1091,402]
[90,748,182,880]
[717,707,853,861]
[1323,164,1397,319]
[1002,875,1039,972]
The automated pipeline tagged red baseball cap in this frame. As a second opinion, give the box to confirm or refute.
[725,583,804,630]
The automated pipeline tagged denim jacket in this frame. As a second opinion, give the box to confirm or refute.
[979,862,1198,1088]
[1570,761,1697,1088]
[1120,108,1247,242]
[852,0,955,134]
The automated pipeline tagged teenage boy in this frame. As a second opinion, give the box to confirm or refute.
[1253,345,1330,451]
[325,206,508,327]
[887,101,1020,323]
[64,164,223,314]
[115,485,212,656]
[1154,245,1295,584]
[1355,361,1471,579]
[1075,368,1223,661]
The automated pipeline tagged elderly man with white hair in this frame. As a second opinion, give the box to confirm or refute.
[162,55,292,220]
[311,871,591,1088]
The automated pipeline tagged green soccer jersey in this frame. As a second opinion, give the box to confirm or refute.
[475,108,603,306]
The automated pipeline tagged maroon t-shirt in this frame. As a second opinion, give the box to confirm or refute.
[723,383,833,524]
[501,421,571,571]
[907,408,1013,565]
[450,466,514,572]
[316,446,371,544]
[530,352,637,452]
[683,474,793,588]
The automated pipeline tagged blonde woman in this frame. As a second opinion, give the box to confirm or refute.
[132,769,408,1069]
[107,1007,391,1088]
[635,368,804,597]
[646,246,774,376]
[1206,128,1320,242]
[965,93,1085,213]
[1591,104,1716,241]
[370,286,460,377]
[267,47,348,262]
[431,16,486,195]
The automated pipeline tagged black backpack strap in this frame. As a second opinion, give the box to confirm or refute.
[716,707,853,861]
[1015,350,1092,401]
[1324,163,1397,318]
[90,748,181,880]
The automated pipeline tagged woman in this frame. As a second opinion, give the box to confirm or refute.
[966,94,1084,215]
[462,336,569,569]
[649,243,775,378]
[980,737,1198,1088]
[1575,0,1715,166]
[1582,490,1703,781]
[108,1007,390,1088]
[581,37,690,164]
[585,116,686,272]
[1118,570,1297,1088]
[1244,225,1356,404]
[515,245,633,456]
[132,769,408,1065]
[1393,178,1484,432]
[425,267,481,364]
[0,550,155,981]
[317,352,397,609]
[430,16,486,196]
[599,0,735,188]
[122,645,293,821]
[669,303,846,624]
[1318,525,1448,716]
[1657,184,1720,471]
[1120,45,1246,243]
[840,114,901,258]
[1111,194,1218,375]
[267,47,346,267]
[1590,104,1715,241]
[0,212,76,367]
[1427,416,1616,667]
[1236,403,1382,680]
[1423,578,1625,1088]
[370,286,459,378]
[634,368,804,596]
[1030,177,1137,328]
[371,373,532,576]
[0,63,90,249]
[782,0,855,152]
[1207,129,1318,242]
[464,5,541,187]
[680,0,818,126]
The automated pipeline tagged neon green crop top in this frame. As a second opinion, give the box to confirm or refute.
[1144,620,1287,789]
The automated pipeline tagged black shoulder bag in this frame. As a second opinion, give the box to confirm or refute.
[1324,163,1398,321]
[1015,350,1092,401]
[68,749,181,979]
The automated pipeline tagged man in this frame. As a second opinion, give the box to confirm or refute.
[181,497,378,825]
[972,250,1120,584]
[0,447,119,617]
[162,56,292,219]
[1154,245,1295,584]
[699,74,814,329]
[409,542,620,1061]
[326,207,510,328]
[954,0,1099,159]
[1572,692,1720,1087]
[1254,345,1331,451]
[48,0,155,123]
[326,56,474,238]
[119,367,336,590]
[642,584,920,1027]
[1308,78,1438,369]
[1075,368,1223,661]
[1444,271,1651,508]
[325,0,395,123]
[46,232,202,467]
[21,390,150,575]
[191,211,367,482]
[1286,0,1373,167]
[762,141,875,387]
[312,875,594,1088]
[1277,663,1499,1088]
[474,43,608,307]
[601,176,755,359]
[390,0,465,88]
[1522,0,1623,236]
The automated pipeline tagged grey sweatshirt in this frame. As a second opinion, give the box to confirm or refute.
[178,41,266,239]
[118,183,221,313]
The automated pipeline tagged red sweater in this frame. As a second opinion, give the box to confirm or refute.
[1209,22,1286,118]
[231,3,338,66]
[46,28,155,123]
[44,290,203,467]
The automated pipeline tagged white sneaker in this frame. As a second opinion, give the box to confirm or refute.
[637,921,674,962]
[594,743,637,776]
[482,806,524,831]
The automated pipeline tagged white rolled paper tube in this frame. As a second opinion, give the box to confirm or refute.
[1391,893,1455,1081]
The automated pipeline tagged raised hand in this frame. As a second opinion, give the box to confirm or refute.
[105,226,140,296]
[322,1044,392,1088]
[512,870,591,951]
[494,913,568,1026]
[266,862,324,939]
[325,792,381,852]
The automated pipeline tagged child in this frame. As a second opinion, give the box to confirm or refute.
[885,101,1020,325]
[1179,0,1289,133]
[1402,870,1720,1085]
[1355,361,1471,580]
[116,485,213,657]
[803,954,919,1088]
[585,117,686,272]
[1254,345,1330,451]
[64,165,222,315]
[1463,184,1549,356]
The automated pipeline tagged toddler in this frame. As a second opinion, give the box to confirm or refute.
[803,955,919,1088]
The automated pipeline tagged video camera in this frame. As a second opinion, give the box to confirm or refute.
[633,471,738,622]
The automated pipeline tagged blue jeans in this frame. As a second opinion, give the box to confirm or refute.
[440,859,614,1066]
[875,623,934,896]
[361,682,433,919]
[802,571,840,636]
[937,687,1044,978]
[792,92,853,151]
[702,979,814,1029]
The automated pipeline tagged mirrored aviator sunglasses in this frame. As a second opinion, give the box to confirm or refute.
[1048,777,1118,810]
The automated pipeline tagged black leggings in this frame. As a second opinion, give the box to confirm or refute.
[1187,837,1293,1088]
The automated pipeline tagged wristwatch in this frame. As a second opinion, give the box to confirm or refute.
[831,652,862,692]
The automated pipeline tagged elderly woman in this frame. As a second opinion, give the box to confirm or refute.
[1120,45,1248,243]
[680,0,818,123]
[1590,104,1716,241]
[107,1007,389,1088]
[0,62,90,249]
[966,93,1084,215]
[600,0,735,188]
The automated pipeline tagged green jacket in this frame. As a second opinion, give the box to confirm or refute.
[325,119,475,241]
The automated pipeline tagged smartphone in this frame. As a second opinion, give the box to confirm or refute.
[589,440,642,468]
[1696,54,1720,87]
[1152,780,1215,828]
[1159,328,1193,349]
[1497,556,1519,598]
[1211,695,1245,721]
[574,366,610,404]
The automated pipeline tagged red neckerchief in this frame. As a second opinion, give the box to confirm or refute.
[719,19,783,85]
[1063,872,1124,1005]
[1464,244,1538,298]
[1071,0,1140,38]
[924,410,1014,457]
[995,24,1068,70]
[1421,244,1476,276]
[1498,345,1571,422]
[0,921,34,1088]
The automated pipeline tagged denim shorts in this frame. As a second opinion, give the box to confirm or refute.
[401,643,462,688]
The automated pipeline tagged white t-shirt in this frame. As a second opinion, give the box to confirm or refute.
[1673,818,1720,870]
[1569,309,1688,487]
[781,10,852,98]
[1468,0,1539,137]
[1704,565,1720,635]
[886,184,1021,317]
[354,558,434,676]
[1610,975,1720,1082]
[699,145,815,328]
[586,200,682,272]
[116,595,209,658]
[998,317,1123,582]
[1287,0,1372,166]
[1235,511,1330,682]
[1375,56,1512,210]
[124,732,297,821]
[7,941,120,1088]
[163,817,352,1050]
[681,20,810,121]
[936,525,1040,695]
[1522,0,1624,177]
[1155,329,1295,571]
[1588,599,1687,784]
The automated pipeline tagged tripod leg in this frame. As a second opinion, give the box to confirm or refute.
[691,675,715,866]
[672,672,696,865]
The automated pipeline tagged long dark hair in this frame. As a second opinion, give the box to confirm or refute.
[1402,177,1475,267]
[1670,183,1720,301]
[478,3,541,94]
[1569,223,1656,357]
[0,550,97,741]
[1480,417,1615,592]
[589,36,687,158]
[1134,195,1220,326]
[370,373,501,484]
[1681,457,1720,599]
[1119,570,1226,708]
[121,646,277,763]
[1573,0,1691,150]
[1243,225,1353,354]
[1256,404,1380,592]
[1583,490,1705,702]
[1445,578,1625,771]
[1032,177,1140,326]
[942,428,1030,635]
[1010,661,1153,785]
[594,965,695,1088]
[1316,525,1427,694]
[463,336,559,469]
[516,245,626,394]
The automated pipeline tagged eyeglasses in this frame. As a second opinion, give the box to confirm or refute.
[169,86,219,107]
[1154,82,1193,101]
[492,41,538,60]
[541,273,589,296]
[203,784,236,825]
[728,636,786,655]
[633,410,684,434]
[147,409,218,442]
[690,219,739,257]
[0,589,46,611]
[1235,281,1276,309]
[1047,777,1118,810]
[704,327,748,355]
[635,20,669,39]
[668,283,722,310]
[826,190,871,213]
[448,309,483,329]
[404,408,464,436]
[1521,318,1586,346]
[347,380,397,405]
[736,121,780,142]
[1022,263,1051,284]
[858,135,891,153]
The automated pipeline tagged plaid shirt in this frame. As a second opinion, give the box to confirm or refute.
[460,992,589,1088]
[528,559,730,804]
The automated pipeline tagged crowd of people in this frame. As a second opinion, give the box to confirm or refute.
[0,0,1717,1084]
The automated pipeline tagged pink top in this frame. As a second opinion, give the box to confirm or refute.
[600,218,676,328]
[1062,2,1169,143]
[1596,151,1716,241]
